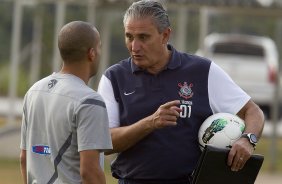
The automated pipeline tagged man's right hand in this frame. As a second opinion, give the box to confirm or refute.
[150,100,182,129]
[107,100,182,154]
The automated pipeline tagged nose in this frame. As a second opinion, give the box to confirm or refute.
[131,39,141,52]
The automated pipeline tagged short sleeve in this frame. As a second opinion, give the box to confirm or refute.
[20,98,27,150]
[75,95,112,152]
[208,62,251,114]
[98,75,120,128]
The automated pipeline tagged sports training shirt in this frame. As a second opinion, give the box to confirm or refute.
[21,73,112,184]
[98,44,250,181]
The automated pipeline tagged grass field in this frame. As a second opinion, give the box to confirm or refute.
[255,137,282,172]
[0,137,281,184]
[0,157,118,184]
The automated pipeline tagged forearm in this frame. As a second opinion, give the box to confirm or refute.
[80,150,106,184]
[228,101,264,171]
[107,100,182,154]
[237,100,265,139]
[81,167,106,184]
[20,150,27,184]
[107,115,155,154]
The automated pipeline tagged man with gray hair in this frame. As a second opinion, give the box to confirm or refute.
[98,0,264,183]
[20,21,112,184]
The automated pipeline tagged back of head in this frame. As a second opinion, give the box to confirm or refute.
[123,0,170,33]
[58,21,98,63]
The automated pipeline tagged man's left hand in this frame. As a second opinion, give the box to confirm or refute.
[227,138,255,171]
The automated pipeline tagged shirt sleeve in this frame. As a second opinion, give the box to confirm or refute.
[208,62,251,114]
[97,75,120,128]
[20,97,27,150]
[75,94,113,152]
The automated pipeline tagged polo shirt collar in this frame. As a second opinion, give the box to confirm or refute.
[130,44,181,73]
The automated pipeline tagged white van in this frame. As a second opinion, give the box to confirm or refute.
[197,33,279,117]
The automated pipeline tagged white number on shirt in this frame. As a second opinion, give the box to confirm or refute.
[179,104,191,118]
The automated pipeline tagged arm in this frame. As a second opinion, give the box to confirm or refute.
[20,149,27,184]
[208,63,264,171]
[108,115,155,154]
[237,100,264,138]
[98,75,181,154]
[80,150,106,184]
[227,100,264,171]
[106,100,182,154]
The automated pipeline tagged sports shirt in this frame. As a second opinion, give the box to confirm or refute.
[21,73,112,184]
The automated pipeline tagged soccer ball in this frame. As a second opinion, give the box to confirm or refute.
[198,113,245,150]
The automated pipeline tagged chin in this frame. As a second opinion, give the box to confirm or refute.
[133,59,146,67]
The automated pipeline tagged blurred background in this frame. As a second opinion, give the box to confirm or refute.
[0,0,282,183]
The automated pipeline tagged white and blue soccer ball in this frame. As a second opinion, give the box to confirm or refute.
[198,113,245,150]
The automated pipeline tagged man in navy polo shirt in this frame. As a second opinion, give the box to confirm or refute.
[98,1,264,183]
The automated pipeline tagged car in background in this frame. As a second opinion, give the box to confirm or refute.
[196,33,279,118]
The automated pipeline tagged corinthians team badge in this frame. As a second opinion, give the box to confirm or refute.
[178,82,193,99]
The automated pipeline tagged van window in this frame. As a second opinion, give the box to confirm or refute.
[213,42,264,56]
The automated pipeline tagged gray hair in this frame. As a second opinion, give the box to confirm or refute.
[123,0,170,33]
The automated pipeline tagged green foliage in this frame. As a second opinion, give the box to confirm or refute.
[0,64,10,96]
[0,2,12,64]
[65,4,87,22]
[17,67,30,97]
[0,2,281,97]
[0,63,29,97]
[40,4,56,76]
[209,14,277,39]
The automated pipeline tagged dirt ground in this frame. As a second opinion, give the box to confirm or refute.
[256,173,282,184]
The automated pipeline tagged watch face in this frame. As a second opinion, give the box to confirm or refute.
[250,134,257,143]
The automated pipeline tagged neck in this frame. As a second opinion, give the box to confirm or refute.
[147,47,171,75]
[59,62,90,84]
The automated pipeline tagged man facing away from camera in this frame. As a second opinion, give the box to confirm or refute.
[98,0,264,183]
[20,21,112,184]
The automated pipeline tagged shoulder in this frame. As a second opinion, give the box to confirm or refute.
[103,58,133,82]
[79,92,106,108]
[25,75,53,94]
[175,51,212,72]
[181,52,212,65]
[169,45,212,68]
[28,74,97,102]
[104,58,131,75]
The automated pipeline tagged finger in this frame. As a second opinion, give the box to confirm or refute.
[156,114,178,123]
[153,115,177,128]
[166,108,181,117]
[227,149,241,171]
[154,118,177,128]
[232,154,249,171]
[231,156,241,171]
[163,114,178,122]
[161,100,180,109]
[158,107,181,117]
[162,120,177,127]
[227,148,236,166]
[238,157,246,170]
[232,156,246,171]
[170,106,182,114]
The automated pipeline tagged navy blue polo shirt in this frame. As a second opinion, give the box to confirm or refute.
[100,45,214,181]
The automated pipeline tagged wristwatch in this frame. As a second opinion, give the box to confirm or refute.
[241,133,258,148]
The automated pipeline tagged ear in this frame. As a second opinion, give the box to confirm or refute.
[87,48,95,62]
[162,27,171,44]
